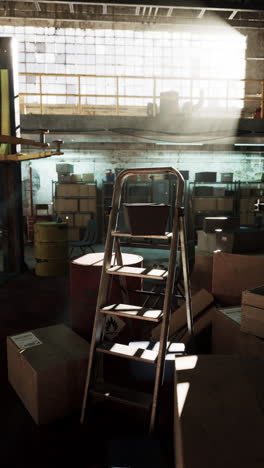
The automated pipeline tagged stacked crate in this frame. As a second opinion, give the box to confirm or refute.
[55,165,96,240]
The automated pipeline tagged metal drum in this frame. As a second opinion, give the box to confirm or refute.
[34,222,68,277]
[70,252,143,340]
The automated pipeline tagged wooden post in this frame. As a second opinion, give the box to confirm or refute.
[1,162,25,274]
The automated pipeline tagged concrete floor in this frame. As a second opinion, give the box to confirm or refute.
[0,242,175,467]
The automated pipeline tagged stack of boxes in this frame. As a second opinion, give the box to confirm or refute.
[240,185,262,225]
[193,172,235,235]
[212,286,264,357]
[241,286,264,339]
[193,171,240,252]
[55,164,97,241]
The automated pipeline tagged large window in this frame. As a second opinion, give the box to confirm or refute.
[2,25,247,113]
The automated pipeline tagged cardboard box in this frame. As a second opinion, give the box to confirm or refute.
[7,324,89,425]
[71,174,82,183]
[242,286,264,309]
[79,199,97,213]
[212,251,264,305]
[177,306,214,345]
[197,231,217,252]
[67,227,80,241]
[213,187,226,197]
[79,184,97,197]
[174,355,264,468]
[216,228,264,253]
[56,184,79,198]
[203,217,239,233]
[193,198,217,211]
[241,286,264,338]
[74,213,91,228]
[79,185,90,197]
[240,188,250,197]
[191,252,213,292]
[151,288,214,341]
[240,213,255,225]
[240,198,256,211]
[58,174,71,183]
[195,172,216,182]
[194,186,214,196]
[56,163,74,175]
[216,198,233,211]
[212,307,264,356]
[221,172,233,182]
[241,305,264,339]
[55,199,78,212]
[82,173,94,182]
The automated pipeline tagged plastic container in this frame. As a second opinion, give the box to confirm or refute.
[123,203,170,235]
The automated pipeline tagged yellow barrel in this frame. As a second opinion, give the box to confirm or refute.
[34,222,68,277]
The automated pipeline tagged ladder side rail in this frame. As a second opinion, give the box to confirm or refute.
[149,168,185,432]
[179,215,194,338]
[81,174,125,423]
[114,237,130,304]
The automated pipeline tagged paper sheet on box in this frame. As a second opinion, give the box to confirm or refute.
[11,332,42,350]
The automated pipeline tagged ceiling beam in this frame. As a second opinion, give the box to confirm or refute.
[1,2,264,27]
[4,1,264,13]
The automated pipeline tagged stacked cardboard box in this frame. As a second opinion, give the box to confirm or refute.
[54,182,97,241]
[241,286,264,338]
[215,228,264,253]
[212,307,264,356]
[212,251,264,305]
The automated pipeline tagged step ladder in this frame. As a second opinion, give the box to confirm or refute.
[80,167,193,433]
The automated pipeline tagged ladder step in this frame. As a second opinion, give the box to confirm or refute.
[100,304,163,322]
[96,342,159,363]
[106,265,168,280]
[111,231,173,240]
[90,382,152,410]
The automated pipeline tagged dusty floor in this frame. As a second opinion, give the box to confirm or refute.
[0,243,175,467]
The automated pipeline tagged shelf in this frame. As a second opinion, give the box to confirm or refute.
[54,211,95,214]
[55,196,96,200]
[96,342,159,363]
[106,265,168,280]
[111,231,172,240]
[194,210,233,213]
[190,181,235,185]
[90,382,152,410]
[100,303,163,322]
[53,181,96,185]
